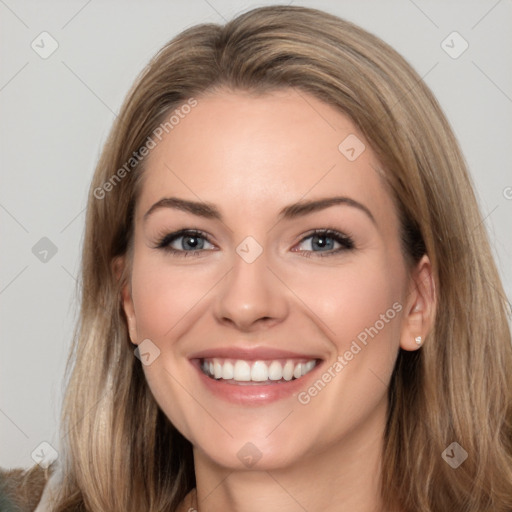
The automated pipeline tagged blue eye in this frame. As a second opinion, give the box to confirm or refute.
[155,228,354,258]
[294,229,354,257]
[156,229,214,257]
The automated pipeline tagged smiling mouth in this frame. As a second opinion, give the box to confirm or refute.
[199,357,319,384]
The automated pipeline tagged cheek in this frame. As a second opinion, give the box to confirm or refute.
[130,253,215,341]
[286,260,404,430]
[287,258,404,352]
[128,253,216,437]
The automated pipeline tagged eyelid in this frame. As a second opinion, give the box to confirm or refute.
[297,228,353,243]
[154,227,355,257]
[293,228,355,255]
[154,228,216,251]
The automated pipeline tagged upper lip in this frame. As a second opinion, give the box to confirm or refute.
[189,346,322,361]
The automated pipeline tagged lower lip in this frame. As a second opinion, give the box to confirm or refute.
[190,359,323,405]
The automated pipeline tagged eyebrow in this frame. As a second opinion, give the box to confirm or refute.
[143,196,376,225]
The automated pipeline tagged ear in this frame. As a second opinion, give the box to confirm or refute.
[400,254,436,351]
[112,255,139,345]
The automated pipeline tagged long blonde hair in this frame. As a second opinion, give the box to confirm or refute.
[50,6,512,511]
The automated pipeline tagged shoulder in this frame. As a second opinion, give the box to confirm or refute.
[0,462,59,512]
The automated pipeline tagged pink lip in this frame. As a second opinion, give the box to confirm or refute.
[188,346,321,361]
[189,351,324,406]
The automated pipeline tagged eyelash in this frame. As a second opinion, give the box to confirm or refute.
[154,228,355,258]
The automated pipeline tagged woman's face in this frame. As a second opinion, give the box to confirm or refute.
[122,88,430,471]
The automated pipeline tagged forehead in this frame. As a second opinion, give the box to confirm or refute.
[135,88,397,228]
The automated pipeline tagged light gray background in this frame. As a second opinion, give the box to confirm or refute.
[1,0,511,469]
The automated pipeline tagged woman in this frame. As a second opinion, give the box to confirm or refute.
[30,5,512,511]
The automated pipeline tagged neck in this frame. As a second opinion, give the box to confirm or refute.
[191,400,388,512]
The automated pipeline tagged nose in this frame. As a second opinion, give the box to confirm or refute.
[213,247,289,332]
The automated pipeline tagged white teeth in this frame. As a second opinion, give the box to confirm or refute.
[251,360,269,381]
[214,360,223,379]
[268,361,283,380]
[222,361,234,380]
[233,360,251,381]
[304,360,315,374]
[201,357,318,383]
[282,360,294,381]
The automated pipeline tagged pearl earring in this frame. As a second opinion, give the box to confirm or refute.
[415,336,422,346]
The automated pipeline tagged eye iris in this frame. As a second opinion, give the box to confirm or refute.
[312,234,334,251]
[182,235,204,250]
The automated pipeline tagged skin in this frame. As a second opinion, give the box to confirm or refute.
[120,88,436,512]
